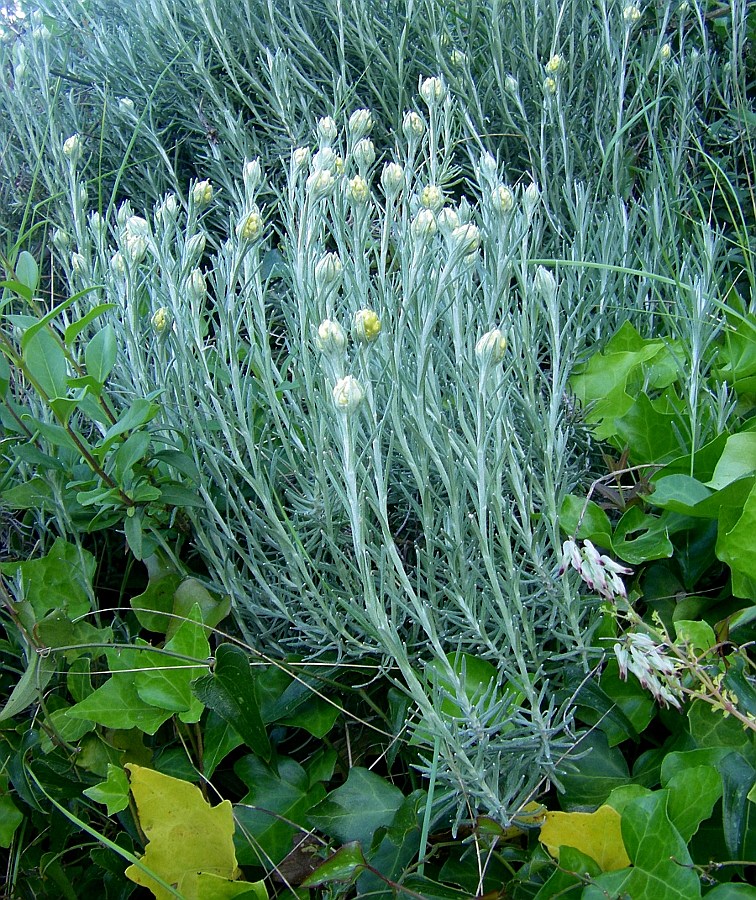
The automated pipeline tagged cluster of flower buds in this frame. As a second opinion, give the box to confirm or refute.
[614,631,683,709]
[558,539,633,601]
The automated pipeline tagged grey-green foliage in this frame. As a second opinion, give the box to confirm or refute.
[0,0,747,821]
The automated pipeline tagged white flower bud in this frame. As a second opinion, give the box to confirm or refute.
[306,168,335,200]
[315,318,347,354]
[243,158,263,192]
[523,182,540,215]
[346,175,369,204]
[187,268,206,299]
[63,133,81,163]
[491,184,515,214]
[118,97,135,114]
[317,115,338,146]
[381,162,404,198]
[332,375,364,413]
[545,54,563,75]
[125,215,149,238]
[185,232,207,263]
[402,111,425,140]
[419,75,445,106]
[191,179,213,207]
[348,108,373,140]
[151,306,172,335]
[534,266,557,302]
[420,184,444,212]
[352,138,375,170]
[314,252,343,293]
[505,74,518,94]
[88,211,105,235]
[660,43,671,62]
[110,251,126,275]
[124,233,147,263]
[437,207,461,234]
[479,152,498,182]
[411,209,437,240]
[238,208,264,241]
[76,184,88,209]
[475,328,507,366]
[292,146,310,173]
[450,223,480,255]
[52,228,70,251]
[71,252,86,274]
[156,194,178,223]
[312,147,336,172]
[353,309,381,343]
[623,5,642,23]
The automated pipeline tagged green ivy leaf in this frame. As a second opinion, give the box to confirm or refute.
[234,755,327,867]
[0,794,24,848]
[308,767,404,848]
[300,842,367,888]
[719,751,756,860]
[193,644,270,761]
[663,765,722,843]
[558,731,633,809]
[83,763,130,815]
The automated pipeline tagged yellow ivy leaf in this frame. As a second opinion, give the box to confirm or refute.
[124,764,267,900]
[539,805,630,871]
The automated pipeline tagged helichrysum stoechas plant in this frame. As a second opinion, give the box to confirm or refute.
[2,0,746,824]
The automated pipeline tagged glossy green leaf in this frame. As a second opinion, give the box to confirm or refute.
[688,701,752,752]
[649,475,712,514]
[0,794,24,848]
[100,398,159,452]
[202,712,244,778]
[558,495,613,543]
[723,655,756,719]
[234,755,326,866]
[15,250,39,292]
[83,763,130,815]
[716,481,756,597]
[111,430,151,481]
[84,324,117,383]
[558,731,632,810]
[612,506,674,563]
[308,766,404,847]
[23,328,68,399]
[135,606,210,720]
[599,659,656,739]
[66,649,174,734]
[0,650,56,722]
[533,845,601,899]
[673,620,716,654]
[613,392,683,464]
[130,574,183,634]
[707,432,756,489]
[300,842,367,887]
[193,644,270,761]
[663,766,722,842]
[64,303,117,346]
[719,751,756,860]
[0,537,95,619]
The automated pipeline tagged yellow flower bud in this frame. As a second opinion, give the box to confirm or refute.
[353,309,381,343]
[623,5,642,23]
[317,115,338,145]
[239,208,263,241]
[402,111,425,140]
[450,223,480,255]
[315,252,343,293]
[151,306,172,335]
[63,133,81,163]
[545,54,563,75]
[544,77,557,95]
[420,184,444,212]
[492,184,515,214]
[353,138,375,170]
[381,162,404,197]
[347,175,369,204]
[306,168,335,200]
[192,179,213,207]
